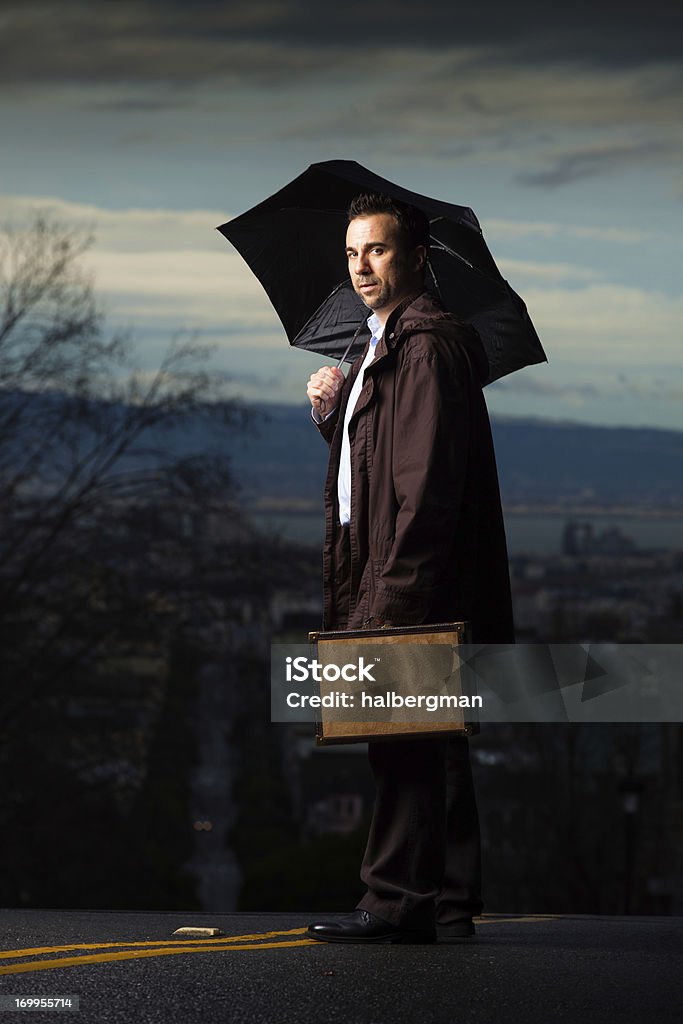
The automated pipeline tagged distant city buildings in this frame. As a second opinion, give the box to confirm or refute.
[511,523,683,642]
[562,519,637,557]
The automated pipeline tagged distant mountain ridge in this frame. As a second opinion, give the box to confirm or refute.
[1,390,682,506]
[235,405,683,506]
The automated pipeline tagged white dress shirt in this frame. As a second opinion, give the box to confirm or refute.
[312,312,384,526]
[337,313,383,525]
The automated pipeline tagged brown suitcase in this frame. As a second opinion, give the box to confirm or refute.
[308,621,477,745]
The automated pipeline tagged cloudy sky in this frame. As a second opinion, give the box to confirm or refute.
[1,0,682,428]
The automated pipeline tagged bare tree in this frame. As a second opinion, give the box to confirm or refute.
[0,215,330,910]
[0,214,253,733]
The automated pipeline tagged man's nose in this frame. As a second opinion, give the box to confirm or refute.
[354,253,370,275]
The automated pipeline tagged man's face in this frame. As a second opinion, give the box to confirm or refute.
[345,213,425,321]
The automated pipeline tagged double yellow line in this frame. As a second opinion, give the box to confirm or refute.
[0,928,316,976]
[0,916,562,976]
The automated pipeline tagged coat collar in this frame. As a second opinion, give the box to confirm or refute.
[382,289,449,347]
[358,290,437,373]
[364,289,489,384]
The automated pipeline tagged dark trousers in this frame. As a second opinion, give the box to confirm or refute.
[356,736,483,929]
[331,526,482,928]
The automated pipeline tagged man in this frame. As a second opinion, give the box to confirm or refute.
[305,193,514,944]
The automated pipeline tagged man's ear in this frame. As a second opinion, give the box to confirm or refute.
[414,244,427,272]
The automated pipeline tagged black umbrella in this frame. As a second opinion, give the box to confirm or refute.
[217,160,546,385]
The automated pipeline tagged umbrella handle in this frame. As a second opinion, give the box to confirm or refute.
[337,322,365,368]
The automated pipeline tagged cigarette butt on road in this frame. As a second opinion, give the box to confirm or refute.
[172,926,225,938]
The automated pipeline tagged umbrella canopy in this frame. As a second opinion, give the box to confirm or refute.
[218,160,547,385]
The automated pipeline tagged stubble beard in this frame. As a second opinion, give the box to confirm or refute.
[357,281,390,311]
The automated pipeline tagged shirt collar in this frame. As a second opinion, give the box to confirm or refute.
[367,311,384,344]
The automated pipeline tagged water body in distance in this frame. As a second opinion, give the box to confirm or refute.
[249,511,683,555]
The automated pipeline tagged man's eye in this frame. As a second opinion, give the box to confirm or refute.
[373,248,384,254]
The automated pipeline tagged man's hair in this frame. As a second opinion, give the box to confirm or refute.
[347,193,430,252]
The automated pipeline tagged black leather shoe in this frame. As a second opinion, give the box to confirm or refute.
[436,917,476,940]
[307,910,436,944]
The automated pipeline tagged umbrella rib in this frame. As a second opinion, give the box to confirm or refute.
[425,256,443,304]
[429,239,476,271]
[292,277,368,367]
[293,278,367,367]
[292,279,348,344]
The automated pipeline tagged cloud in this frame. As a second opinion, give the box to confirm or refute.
[92,95,196,113]
[1,0,682,89]
[89,247,259,302]
[484,365,683,435]
[518,140,676,187]
[524,283,683,363]
[497,258,601,284]
[3,193,682,382]
[0,3,334,89]
[86,250,286,341]
[275,56,683,182]
[2,5,681,192]
[610,374,683,403]
[0,193,233,250]
[77,244,683,371]
[0,192,278,335]
[482,218,654,244]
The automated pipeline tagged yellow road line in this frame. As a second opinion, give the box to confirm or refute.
[0,927,308,960]
[477,915,561,922]
[0,916,564,976]
[0,939,316,976]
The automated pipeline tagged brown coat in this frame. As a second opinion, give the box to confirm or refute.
[315,290,514,644]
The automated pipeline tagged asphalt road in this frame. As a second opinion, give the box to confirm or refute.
[0,910,681,1024]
